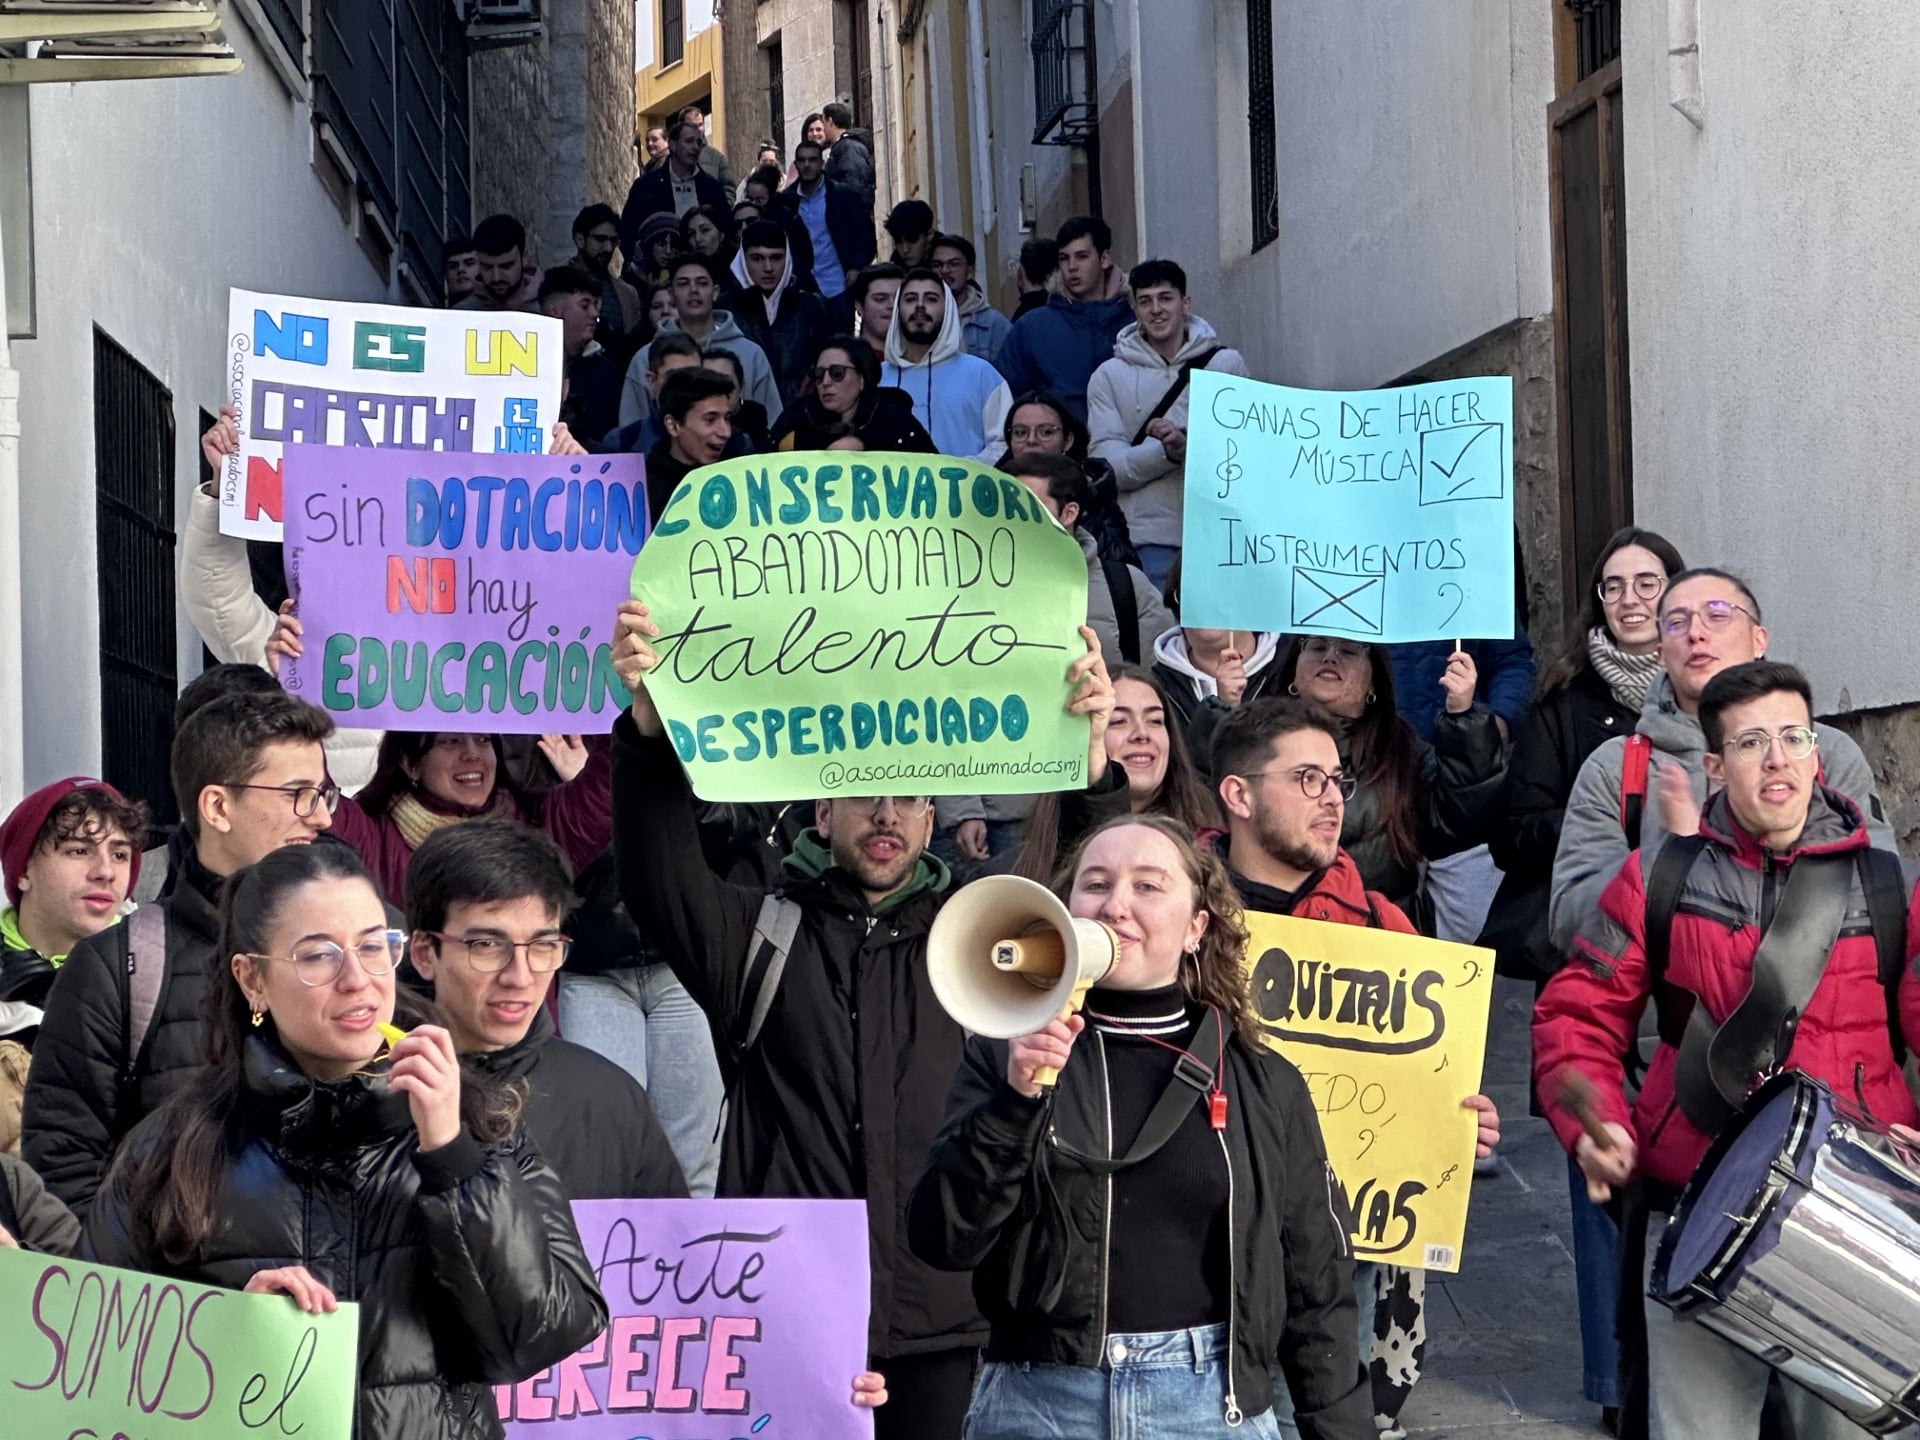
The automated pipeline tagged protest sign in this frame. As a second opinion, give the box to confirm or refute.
[630,453,1091,802]
[282,445,646,732]
[0,1244,358,1438]
[1244,913,1494,1270]
[1181,372,1515,642]
[498,1198,872,1440]
[220,287,564,541]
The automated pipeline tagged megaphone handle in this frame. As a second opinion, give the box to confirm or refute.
[1032,978,1100,1090]
[1033,1062,1062,1089]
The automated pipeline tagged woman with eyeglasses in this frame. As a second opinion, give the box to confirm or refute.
[1474,526,1683,1434]
[85,842,608,1440]
[909,813,1373,1440]
[770,335,937,453]
[995,390,1141,572]
[1274,636,1506,930]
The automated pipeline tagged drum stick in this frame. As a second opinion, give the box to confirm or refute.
[1556,1072,1618,1152]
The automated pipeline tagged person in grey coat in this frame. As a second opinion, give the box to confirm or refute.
[1548,567,1892,953]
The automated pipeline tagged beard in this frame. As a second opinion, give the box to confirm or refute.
[1252,804,1339,878]
[829,825,922,895]
[902,317,940,345]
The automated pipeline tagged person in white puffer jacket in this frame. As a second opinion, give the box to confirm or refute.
[1086,259,1250,591]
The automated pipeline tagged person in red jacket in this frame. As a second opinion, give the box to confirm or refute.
[1533,659,1920,1440]
[1210,697,1500,1437]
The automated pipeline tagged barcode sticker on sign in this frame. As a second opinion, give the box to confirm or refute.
[1422,1243,1457,1270]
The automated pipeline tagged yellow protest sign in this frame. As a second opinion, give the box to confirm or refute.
[1244,913,1494,1271]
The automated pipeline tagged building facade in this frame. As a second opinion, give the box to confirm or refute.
[635,0,720,158]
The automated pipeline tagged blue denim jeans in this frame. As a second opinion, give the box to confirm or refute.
[556,964,723,1197]
[964,1325,1285,1440]
[1134,543,1179,594]
[1569,1156,1622,1407]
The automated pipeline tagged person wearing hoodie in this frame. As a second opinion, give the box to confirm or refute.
[770,336,938,453]
[931,233,1012,364]
[1153,626,1287,775]
[647,252,783,419]
[1548,567,1892,955]
[994,215,1132,423]
[880,271,1013,460]
[822,101,877,207]
[729,219,834,408]
[608,599,1116,1440]
[1086,258,1252,590]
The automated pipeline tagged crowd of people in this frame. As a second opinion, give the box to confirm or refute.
[0,101,1903,1440]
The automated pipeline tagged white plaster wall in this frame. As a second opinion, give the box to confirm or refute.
[13,47,389,783]
[635,0,713,71]
[1621,2,1920,713]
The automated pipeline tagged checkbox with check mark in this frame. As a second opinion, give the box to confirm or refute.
[1417,422,1505,505]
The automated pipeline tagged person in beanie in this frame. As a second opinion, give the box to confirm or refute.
[0,778,148,1040]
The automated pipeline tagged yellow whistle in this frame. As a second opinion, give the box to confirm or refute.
[377,1022,407,1047]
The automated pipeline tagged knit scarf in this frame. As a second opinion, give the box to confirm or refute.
[389,793,470,852]
[1586,626,1664,713]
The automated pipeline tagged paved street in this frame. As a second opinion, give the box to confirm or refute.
[1408,977,1607,1438]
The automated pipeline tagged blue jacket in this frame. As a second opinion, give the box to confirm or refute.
[618,165,730,263]
[993,294,1132,421]
[1390,632,1536,742]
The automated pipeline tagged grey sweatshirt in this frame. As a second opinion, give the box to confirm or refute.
[1547,673,1892,952]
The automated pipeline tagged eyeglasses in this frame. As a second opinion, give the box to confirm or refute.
[225,781,341,818]
[1008,423,1064,444]
[1240,767,1358,801]
[249,930,405,987]
[1599,573,1666,603]
[811,363,857,383]
[425,931,572,973]
[843,796,932,819]
[1299,638,1369,662]
[1661,600,1758,636]
[1721,726,1818,762]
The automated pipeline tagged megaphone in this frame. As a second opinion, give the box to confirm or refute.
[929,875,1120,1086]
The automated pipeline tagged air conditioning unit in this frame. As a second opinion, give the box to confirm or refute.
[465,0,536,22]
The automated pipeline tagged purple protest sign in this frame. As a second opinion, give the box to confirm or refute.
[280,444,647,733]
[497,1199,873,1440]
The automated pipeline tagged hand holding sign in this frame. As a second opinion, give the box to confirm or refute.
[1437,649,1478,715]
[246,1264,341,1314]
[1067,626,1116,780]
[612,598,665,733]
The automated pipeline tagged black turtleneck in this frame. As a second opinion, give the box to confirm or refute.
[1082,982,1230,1333]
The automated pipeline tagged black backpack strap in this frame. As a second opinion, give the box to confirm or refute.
[1643,834,1710,983]
[1860,846,1910,1064]
[734,893,803,1059]
[1127,348,1223,447]
[1052,1009,1222,1174]
[1100,556,1141,665]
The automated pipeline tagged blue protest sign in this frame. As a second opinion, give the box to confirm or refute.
[1180,373,1515,642]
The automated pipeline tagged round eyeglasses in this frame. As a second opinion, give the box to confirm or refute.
[248,930,405,987]
[1239,767,1357,802]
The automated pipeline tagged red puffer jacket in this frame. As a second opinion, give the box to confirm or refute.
[1533,786,1920,1191]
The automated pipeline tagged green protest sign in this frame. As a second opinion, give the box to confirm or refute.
[0,1245,359,1438]
[630,452,1091,802]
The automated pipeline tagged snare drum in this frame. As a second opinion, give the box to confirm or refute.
[1652,1073,1920,1433]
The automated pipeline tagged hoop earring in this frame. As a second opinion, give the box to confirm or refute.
[1366,690,1377,705]
[1287,683,1299,696]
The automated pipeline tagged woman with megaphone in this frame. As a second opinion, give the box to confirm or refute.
[908,814,1372,1439]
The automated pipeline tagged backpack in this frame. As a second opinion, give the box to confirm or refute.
[1641,832,1911,1065]
[124,902,167,1079]
[731,893,802,1063]
[1099,556,1141,665]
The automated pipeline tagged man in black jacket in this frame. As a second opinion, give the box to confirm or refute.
[775,140,877,324]
[618,118,730,263]
[404,819,686,1201]
[730,219,833,409]
[23,691,337,1216]
[821,101,876,209]
[607,601,1113,1440]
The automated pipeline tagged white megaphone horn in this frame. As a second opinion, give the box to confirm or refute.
[928,875,1120,1087]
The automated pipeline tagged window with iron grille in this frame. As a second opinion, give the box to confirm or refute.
[1030,0,1095,145]
[1248,0,1278,252]
[1566,0,1620,81]
[94,330,179,827]
[663,0,684,67]
[766,35,785,156]
[311,0,471,300]
[252,0,305,68]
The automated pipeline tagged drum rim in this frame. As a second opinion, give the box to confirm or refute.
[1652,1072,1829,1309]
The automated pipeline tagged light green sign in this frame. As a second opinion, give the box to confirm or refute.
[631,452,1091,802]
[0,1245,359,1438]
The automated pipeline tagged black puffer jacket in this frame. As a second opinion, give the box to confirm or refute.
[470,1009,689,1200]
[22,847,224,1217]
[85,1035,608,1440]
[1339,707,1506,925]
[611,716,984,1359]
[907,1026,1372,1438]
[1495,666,1639,883]
[769,385,938,453]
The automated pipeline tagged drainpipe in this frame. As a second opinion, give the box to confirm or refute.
[0,166,24,812]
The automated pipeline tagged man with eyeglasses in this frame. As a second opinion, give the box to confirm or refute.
[607,599,1114,1440]
[569,202,644,356]
[24,691,339,1216]
[1210,696,1501,1437]
[930,234,1012,366]
[405,820,686,1201]
[1536,660,1920,1440]
[1549,567,1891,956]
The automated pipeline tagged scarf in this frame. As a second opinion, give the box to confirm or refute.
[389,792,470,852]
[1586,626,1664,713]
